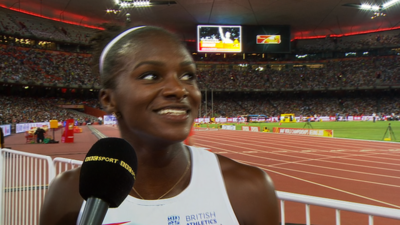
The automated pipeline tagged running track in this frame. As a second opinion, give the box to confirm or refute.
[5,125,400,225]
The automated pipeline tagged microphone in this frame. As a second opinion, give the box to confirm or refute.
[79,138,138,225]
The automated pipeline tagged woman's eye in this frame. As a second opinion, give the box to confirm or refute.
[181,73,194,81]
[140,73,158,80]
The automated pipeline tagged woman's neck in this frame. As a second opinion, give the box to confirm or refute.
[129,143,192,200]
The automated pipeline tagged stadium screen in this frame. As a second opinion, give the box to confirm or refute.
[197,25,242,53]
[242,25,291,53]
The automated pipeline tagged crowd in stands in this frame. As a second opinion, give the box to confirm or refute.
[0,95,98,125]
[51,98,102,109]
[1,93,399,126]
[196,55,400,90]
[0,9,399,90]
[195,94,397,118]
[0,45,99,86]
[379,96,400,117]
[0,8,96,44]
[295,32,400,53]
[1,43,399,89]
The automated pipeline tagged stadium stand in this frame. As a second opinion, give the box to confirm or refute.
[295,30,400,53]
[0,7,97,44]
[0,95,98,125]
[196,94,386,118]
[1,43,399,89]
[196,55,400,90]
[0,45,99,87]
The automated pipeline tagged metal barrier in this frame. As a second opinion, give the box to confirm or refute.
[0,149,54,225]
[53,157,82,176]
[1,148,400,225]
[277,191,400,225]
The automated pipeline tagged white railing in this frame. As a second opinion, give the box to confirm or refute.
[0,148,54,225]
[1,148,400,225]
[53,157,82,176]
[277,191,400,225]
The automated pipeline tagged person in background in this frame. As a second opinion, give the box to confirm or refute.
[219,26,234,44]
[34,127,46,143]
[39,25,279,225]
[98,116,103,125]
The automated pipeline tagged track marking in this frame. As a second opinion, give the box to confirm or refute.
[214,134,400,163]
[270,151,400,172]
[199,140,400,172]
[267,165,400,188]
[242,151,259,153]
[251,162,400,209]
[200,142,400,208]
[199,138,400,167]
[200,131,400,151]
[258,130,400,145]
[269,154,379,167]
[196,144,400,179]
[199,131,395,156]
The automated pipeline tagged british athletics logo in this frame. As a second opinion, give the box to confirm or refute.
[168,215,181,225]
[256,35,281,44]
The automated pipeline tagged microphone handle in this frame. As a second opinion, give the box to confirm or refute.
[79,197,109,225]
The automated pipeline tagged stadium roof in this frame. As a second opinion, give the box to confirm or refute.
[1,0,400,41]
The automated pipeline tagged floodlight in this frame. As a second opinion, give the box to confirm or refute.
[360,4,372,9]
[117,0,151,8]
[383,0,400,8]
[371,5,380,10]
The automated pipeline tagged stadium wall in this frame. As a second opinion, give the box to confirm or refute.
[84,105,106,118]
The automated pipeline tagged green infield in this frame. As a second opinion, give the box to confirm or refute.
[198,121,400,142]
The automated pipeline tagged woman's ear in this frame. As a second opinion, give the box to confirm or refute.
[99,89,117,114]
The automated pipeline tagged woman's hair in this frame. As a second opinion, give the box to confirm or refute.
[91,24,186,89]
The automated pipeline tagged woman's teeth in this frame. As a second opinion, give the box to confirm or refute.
[157,109,187,115]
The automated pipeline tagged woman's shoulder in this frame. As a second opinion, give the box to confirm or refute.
[39,167,84,225]
[50,166,81,188]
[216,154,274,190]
[216,154,279,225]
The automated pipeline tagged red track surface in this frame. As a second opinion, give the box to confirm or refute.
[4,125,400,225]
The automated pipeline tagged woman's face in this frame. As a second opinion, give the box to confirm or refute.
[110,32,201,144]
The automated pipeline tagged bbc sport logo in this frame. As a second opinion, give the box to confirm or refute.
[168,215,181,225]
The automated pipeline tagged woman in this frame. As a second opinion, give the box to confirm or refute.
[39,26,279,225]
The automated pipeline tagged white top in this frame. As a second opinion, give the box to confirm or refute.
[77,146,240,225]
